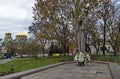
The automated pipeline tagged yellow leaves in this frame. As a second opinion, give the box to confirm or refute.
[36,22,55,40]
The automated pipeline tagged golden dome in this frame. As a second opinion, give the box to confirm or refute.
[16,32,26,36]
[5,32,11,34]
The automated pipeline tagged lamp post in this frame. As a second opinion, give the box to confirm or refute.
[77,3,89,51]
[81,3,89,51]
[84,3,89,52]
[85,3,90,16]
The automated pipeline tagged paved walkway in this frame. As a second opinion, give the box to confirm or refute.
[0,59,14,64]
[21,62,112,79]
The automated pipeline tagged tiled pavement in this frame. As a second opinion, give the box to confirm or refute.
[21,62,112,79]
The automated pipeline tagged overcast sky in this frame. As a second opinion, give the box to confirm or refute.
[0,0,35,39]
[0,0,119,39]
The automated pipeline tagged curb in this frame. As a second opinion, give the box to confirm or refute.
[107,62,120,79]
[91,61,120,79]
[0,62,66,79]
[0,61,119,79]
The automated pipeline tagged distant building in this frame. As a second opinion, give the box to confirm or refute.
[14,32,27,44]
[0,32,27,58]
[2,32,13,55]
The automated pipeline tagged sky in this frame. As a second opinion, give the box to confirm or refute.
[0,0,119,39]
[0,0,35,39]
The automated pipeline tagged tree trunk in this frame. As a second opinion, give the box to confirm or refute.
[113,46,117,56]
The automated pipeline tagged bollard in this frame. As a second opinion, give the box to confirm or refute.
[10,63,14,73]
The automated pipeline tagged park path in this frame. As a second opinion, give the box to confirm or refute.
[0,59,14,64]
[21,62,112,79]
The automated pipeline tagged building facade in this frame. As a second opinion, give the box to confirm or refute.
[0,32,27,58]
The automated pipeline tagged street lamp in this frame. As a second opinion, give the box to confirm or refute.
[77,3,90,51]
[85,3,90,16]
[81,3,89,51]
[84,3,90,52]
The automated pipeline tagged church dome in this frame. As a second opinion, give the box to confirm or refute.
[16,32,26,36]
[5,32,11,34]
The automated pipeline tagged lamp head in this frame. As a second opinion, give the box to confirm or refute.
[86,3,90,8]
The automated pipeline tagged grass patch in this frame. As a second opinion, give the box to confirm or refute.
[0,56,72,76]
[91,55,120,65]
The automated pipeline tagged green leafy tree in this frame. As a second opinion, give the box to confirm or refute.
[29,0,99,56]
[90,0,120,56]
